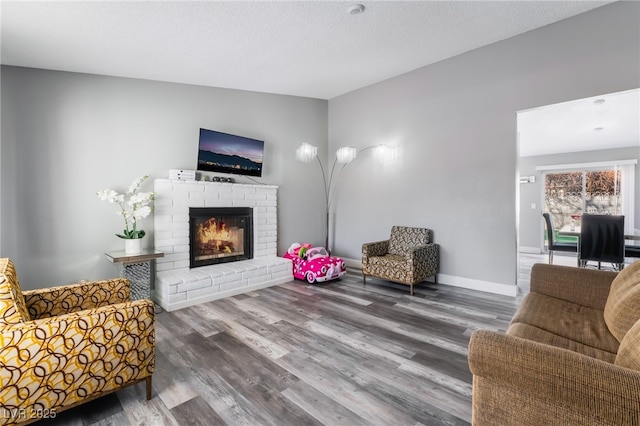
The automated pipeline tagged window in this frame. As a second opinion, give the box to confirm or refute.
[538,160,636,241]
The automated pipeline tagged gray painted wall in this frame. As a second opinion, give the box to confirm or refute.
[519,146,640,251]
[328,2,640,290]
[2,2,639,293]
[1,67,328,289]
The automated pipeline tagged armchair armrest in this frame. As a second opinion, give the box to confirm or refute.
[410,244,439,280]
[362,240,389,263]
[0,299,155,422]
[530,264,616,310]
[410,243,439,261]
[468,329,640,425]
[22,278,131,320]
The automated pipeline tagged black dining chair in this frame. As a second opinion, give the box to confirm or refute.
[542,212,577,264]
[579,214,625,270]
[625,244,640,258]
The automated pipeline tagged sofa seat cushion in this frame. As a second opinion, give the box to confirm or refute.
[508,292,619,358]
[507,322,617,363]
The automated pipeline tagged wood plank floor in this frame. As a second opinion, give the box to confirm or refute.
[45,266,528,426]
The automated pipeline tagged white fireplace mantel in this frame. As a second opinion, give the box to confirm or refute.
[152,179,292,311]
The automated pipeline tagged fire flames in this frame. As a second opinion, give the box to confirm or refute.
[195,217,235,254]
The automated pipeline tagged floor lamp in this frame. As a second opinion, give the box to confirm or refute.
[295,142,394,252]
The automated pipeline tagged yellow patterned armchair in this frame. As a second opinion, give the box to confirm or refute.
[0,258,155,425]
[362,226,439,295]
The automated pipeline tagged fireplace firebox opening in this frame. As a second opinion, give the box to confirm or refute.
[189,207,253,268]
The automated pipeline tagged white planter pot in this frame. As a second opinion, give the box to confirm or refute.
[124,238,143,255]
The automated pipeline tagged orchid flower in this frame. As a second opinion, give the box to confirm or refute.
[97,175,155,239]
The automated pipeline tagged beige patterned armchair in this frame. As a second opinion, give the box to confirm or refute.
[0,258,155,425]
[362,226,439,295]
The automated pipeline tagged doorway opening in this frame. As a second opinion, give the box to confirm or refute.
[517,88,639,291]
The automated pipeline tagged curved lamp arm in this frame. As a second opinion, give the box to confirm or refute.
[296,143,394,251]
[327,145,378,210]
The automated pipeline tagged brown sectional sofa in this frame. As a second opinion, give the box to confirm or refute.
[469,261,640,425]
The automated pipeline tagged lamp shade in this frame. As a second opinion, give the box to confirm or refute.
[372,144,396,163]
[336,146,357,163]
[296,143,318,163]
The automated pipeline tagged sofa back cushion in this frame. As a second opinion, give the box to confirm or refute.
[604,260,640,342]
[0,258,30,325]
[388,226,431,256]
[615,318,640,371]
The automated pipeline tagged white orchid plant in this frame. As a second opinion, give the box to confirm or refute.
[97,175,155,239]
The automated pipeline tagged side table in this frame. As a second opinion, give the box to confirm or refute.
[104,250,164,305]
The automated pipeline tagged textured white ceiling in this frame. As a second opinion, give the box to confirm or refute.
[518,89,640,157]
[0,0,613,100]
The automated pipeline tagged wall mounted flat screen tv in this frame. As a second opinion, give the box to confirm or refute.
[197,128,264,177]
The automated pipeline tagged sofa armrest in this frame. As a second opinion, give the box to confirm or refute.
[468,329,640,425]
[530,263,616,310]
[22,278,131,320]
[0,299,155,422]
[362,240,389,263]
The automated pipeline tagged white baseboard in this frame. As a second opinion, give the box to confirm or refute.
[341,257,517,297]
[519,246,542,254]
[344,257,362,269]
[436,274,517,297]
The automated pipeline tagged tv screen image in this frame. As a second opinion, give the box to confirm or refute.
[197,128,264,177]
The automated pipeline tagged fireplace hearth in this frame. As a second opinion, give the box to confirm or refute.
[189,207,253,268]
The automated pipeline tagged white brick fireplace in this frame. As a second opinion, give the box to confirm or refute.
[153,179,292,311]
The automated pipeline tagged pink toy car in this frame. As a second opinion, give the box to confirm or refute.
[284,243,347,283]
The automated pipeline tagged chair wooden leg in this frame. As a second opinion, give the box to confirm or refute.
[363,274,367,286]
[146,376,152,400]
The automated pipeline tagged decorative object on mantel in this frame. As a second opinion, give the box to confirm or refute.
[213,176,235,183]
[168,169,196,181]
[97,175,155,254]
[295,142,397,251]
